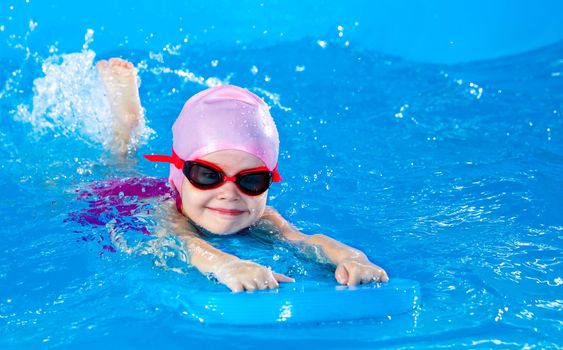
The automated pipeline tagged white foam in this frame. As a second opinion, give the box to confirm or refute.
[16,49,152,151]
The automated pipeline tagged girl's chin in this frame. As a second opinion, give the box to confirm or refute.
[190,219,243,236]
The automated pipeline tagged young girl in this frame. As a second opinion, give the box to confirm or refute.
[96,58,389,292]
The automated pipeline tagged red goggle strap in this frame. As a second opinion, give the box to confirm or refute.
[143,149,184,170]
[272,164,282,182]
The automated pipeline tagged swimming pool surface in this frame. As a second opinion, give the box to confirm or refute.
[1,1,562,349]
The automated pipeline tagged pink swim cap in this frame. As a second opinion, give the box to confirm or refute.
[145,85,281,198]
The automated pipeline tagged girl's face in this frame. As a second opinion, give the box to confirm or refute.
[180,150,269,234]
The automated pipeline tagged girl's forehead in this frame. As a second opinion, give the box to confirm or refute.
[200,149,265,170]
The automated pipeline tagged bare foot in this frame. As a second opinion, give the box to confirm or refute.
[96,58,144,156]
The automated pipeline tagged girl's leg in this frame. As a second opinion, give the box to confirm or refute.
[96,58,144,156]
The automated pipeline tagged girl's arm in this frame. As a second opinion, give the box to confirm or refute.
[181,232,294,292]
[261,207,389,285]
[161,203,293,292]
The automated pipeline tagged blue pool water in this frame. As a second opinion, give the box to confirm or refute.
[1,2,562,349]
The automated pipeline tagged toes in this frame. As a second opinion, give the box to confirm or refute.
[109,57,126,66]
[107,58,134,71]
[95,60,109,71]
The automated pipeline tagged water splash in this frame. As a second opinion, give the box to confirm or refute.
[82,29,94,51]
[15,50,112,144]
[140,64,229,88]
[107,216,191,274]
[253,87,292,112]
[14,30,153,150]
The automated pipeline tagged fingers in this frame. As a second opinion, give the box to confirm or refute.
[336,261,389,286]
[247,271,291,290]
[224,269,290,292]
[225,281,244,293]
[346,265,362,286]
[273,272,295,283]
[242,280,257,292]
[361,266,388,283]
[260,278,279,290]
[227,279,275,292]
[235,277,279,292]
[335,263,349,285]
[380,270,389,283]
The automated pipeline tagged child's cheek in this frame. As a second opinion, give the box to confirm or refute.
[181,186,207,218]
[248,194,268,221]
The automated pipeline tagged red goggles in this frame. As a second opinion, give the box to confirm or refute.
[144,150,282,196]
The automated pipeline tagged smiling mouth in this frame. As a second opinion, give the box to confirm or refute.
[207,207,246,216]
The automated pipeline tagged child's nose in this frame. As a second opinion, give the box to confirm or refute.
[217,181,241,200]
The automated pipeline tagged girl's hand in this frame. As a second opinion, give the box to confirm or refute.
[214,259,294,292]
[334,257,389,286]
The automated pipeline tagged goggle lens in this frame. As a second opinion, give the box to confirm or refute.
[187,163,221,187]
[238,172,272,194]
[184,162,272,196]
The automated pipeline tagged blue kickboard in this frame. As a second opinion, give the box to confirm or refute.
[162,278,420,325]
